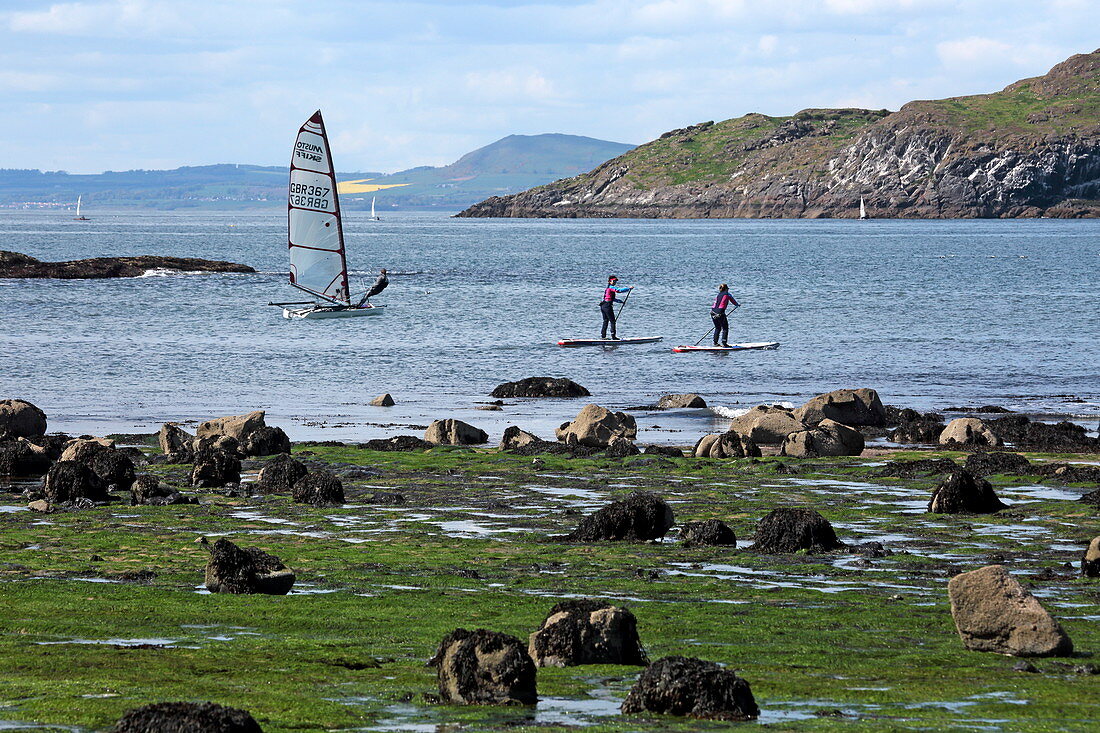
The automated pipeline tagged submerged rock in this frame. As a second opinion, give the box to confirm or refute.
[948,565,1073,657]
[752,508,843,553]
[657,393,707,409]
[964,452,1033,477]
[42,461,108,504]
[556,404,637,448]
[0,399,47,439]
[490,377,589,399]
[693,432,760,459]
[528,599,647,667]
[204,538,295,595]
[939,418,1002,447]
[621,655,759,720]
[793,388,887,427]
[424,419,488,446]
[1082,537,1100,578]
[292,469,344,506]
[928,470,1006,514]
[428,628,537,705]
[566,491,674,542]
[114,701,263,733]
[680,519,736,547]
[362,435,431,452]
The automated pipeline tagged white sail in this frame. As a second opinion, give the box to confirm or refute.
[76,195,82,217]
[859,196,867,220]
[288,110,349,304]
[370,197,376,218]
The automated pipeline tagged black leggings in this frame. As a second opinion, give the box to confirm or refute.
[711,310,728,345]
[600,301,616,338]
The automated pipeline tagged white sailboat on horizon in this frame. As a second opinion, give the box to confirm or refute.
[74,195,90,221]
[368,196,381,221]
[859,195,868,220]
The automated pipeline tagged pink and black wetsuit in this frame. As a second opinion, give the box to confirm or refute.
[600,285,630,338]
[710,290,738,345]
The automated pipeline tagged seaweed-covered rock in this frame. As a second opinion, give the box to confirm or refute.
[1041,463,1100,484]
[948,565,1073,657]
[190,447,241,488]
[0,399,47,439]
[114,701,263,732]
[0,438,52,477]
[681,519,737,547]
[928,470,1006,514]
[203,538,295,595]
[242,425,291,456]
[752,508,842,553]
[499,426,541,450]
[291,469,344,506]
[87,449,136,491]
[566,491,674,542]
[362,435,431,452]
[621,655,759,720]
[728,405,805,444]
[428,628,537,705]
[130,475,195,505]
[556,404,637,448]
[988,415,1098,452]
[606,437,641,458]
[793,388,886,427]
[964,452,1033,477]
[643,444,684,458]
[890,420,945,444]
[1082,537,1100,578]
[657,394,707,409]
[528,599,647,667]
[693,432,760,459]
[424,419,488,446]
[256,454,308,494]
[490,377,589,399]
[157,422,193,458]
[877,458,960,478]
[939,418,1002,447]
[42,461,108,504]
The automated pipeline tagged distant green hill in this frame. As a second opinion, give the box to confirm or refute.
[0,133,633,211]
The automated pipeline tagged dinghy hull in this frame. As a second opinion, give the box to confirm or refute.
[283,305,386,319]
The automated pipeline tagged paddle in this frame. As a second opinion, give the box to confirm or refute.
[615,287,632,321]
[694,303,740,346]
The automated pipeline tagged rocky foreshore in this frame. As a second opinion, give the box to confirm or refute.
[0,250,255,279]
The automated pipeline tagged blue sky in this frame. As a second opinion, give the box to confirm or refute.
[2,0,1096,174]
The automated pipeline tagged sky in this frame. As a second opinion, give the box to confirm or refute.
[1,0,1097,174]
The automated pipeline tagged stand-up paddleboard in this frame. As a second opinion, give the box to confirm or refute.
[672,342,779,352]
[558,336,664,347]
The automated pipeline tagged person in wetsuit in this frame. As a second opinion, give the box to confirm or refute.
[357,268,388,307]
[601,275,632,339]
[711,283,738,347]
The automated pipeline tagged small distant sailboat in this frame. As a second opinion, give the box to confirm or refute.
[368,196,381,221]
[273,110,386,320]
[74,195,90,221]
[859,196,868,220]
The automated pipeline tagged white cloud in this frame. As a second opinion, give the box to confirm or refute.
[8,0,184,37]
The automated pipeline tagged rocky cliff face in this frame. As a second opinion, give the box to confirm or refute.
[459,49,1100,219]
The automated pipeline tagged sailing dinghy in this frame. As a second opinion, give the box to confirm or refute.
[74,195,90,221]
[368,196,380,221]
[276,110,385,320]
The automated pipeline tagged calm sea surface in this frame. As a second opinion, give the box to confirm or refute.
[1,210,1097,443]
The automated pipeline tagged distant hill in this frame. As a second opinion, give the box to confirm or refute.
[460,49,1100,219]
[0,133,634,211]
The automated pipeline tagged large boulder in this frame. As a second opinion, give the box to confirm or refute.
[657,394,707,409]
[424,419,488,446]
[681,519,737,547]
[555,404,637,448]
[196,410,288,457]
[939,418,1002,447]
[256,454,308,494]
[566,491,674,542]
[928,470,1006,514]
[948,565,1073,657]
[499,426,541,450]
[59,437,114,463]
[204,538,295,595]
[241,426,290,456]
[528,599,647,667]
[428,628,537,705]
[42,461,108,504]
[964,452,1032,477]
[780,419,864,458]
[621,655,759,721]
[0,439,52,477]
[490,377,589,399]
[291,469,344,506]
[369,393,395,407]
[1082,537,1100,578]
[87,449,136,491]
[793,388,886,427]
[693,432,760,459]
[727,405,806,444]
[157,422,193,457]
[114,701,263,733]
[190,446,241,488]
[752,508,843,553]
[0,399,47,439]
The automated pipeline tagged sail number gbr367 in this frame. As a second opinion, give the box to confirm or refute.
[289,182,332,210]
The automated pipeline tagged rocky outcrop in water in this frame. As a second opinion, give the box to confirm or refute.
[197,411,289,457]
[794,388,886,427]
[0,250,255,278]
[780,419,864,457]
[490,377,590,398]
[693,432,760,459]
[939,418,1002,447]
[621,655,759,720]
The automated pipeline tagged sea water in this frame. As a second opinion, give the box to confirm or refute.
[1,210,1097,443]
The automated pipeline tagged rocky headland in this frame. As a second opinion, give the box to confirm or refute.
[459,49,1100,219]
[0,250,255,278]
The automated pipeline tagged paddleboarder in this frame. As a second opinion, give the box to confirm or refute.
[601,275,632,340]
[710,283,739,347]
[357,268,388,306]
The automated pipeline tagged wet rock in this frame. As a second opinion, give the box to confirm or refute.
[490,377,589,399]
[189,447,241,488]
[157,422,193,458]
[528,599,647,667]
[114,701,263,732]
[130,475,195,505]
[42,461,108,504]
[241,425,291,456]
[877,458,959,478]
[26,433,71,461]
[256,453,308,494]
[928,470,1006,514]
[424,419,489,446]
[606,437,641,458]
[693,432,760,459]
[362,435,431,452]
[939,418,1002,447]
[948,564,1073,657]
[566,491,674,542]
[890,420,945,444]
[292,469,344,506]
[556,404,637,448]
[1042,463,1100,484]
[643,444,684,458]
[964,452,1033,477]
[780,419,864,458]
[369,393,395,406]
[203,537,295,595]
[727,404,805,444]
[59,437,115,463]
[0,438,52,477]
[988,415,1098,452]
[657,394,707,409]
[87,449,136,491]
[752,508,843,553]
[428,628,537,705]
[885,405,943,426]
[621,655,759,720]
[1082,537,1100,578]
[499,425,541,450]
[680,519,736,547]
[793,388,886,427]
[0,399,47,439]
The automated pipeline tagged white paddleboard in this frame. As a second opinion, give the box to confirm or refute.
[672,342,779,352]
[558,336,664,347]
